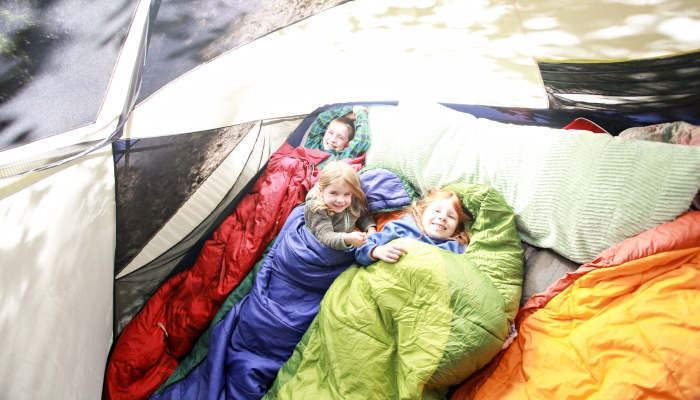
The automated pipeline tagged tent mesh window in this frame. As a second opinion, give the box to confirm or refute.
[113,123,254,274]
[540,52,700,112]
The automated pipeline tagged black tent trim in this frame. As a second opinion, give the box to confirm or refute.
[540,51,700,111]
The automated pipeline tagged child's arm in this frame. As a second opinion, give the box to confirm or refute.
[337,106,370,160]
[344,231,368,248]
[304,201,353,251]
[303,106,354,151]
[355,222,408,265]
[370,243,408,263]
[357,211,377,234]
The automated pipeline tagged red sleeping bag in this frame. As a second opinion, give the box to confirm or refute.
[104,143,363,400]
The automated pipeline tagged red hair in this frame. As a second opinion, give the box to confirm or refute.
[409,188,472,245]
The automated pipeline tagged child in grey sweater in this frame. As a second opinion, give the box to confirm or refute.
[304,161,376,250]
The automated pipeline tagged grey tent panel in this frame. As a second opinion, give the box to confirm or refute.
[114,122,256,274]
[0,0,139,151]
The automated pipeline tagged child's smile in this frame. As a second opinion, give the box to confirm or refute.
[321,182,353,214]
[422,199,459,239]
[323,121,350,152]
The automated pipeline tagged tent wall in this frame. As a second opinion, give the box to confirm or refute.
[113,122,258,275]
[0,0,140,151]
[113,117,300,334]
[0,1,151,398]
[0,151,115,399]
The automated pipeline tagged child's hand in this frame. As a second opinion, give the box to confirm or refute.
[346,105,368,121]
[353,105,368,115]
[366,226,377,236]
[371,244,408,263]
[344,232,367,248]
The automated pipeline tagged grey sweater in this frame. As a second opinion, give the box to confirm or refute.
[304,190,376,251]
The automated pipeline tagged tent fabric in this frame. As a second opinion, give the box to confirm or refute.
[113,122,259,275]
[0,151,116,400]
[103,143,333,400]
[365,101,700,264]
[451,211,700,400]
[539,52,700,111]
[112,118,297,335]
[265,183,523,399]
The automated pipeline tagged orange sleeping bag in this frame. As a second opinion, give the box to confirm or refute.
[453,211,700,399]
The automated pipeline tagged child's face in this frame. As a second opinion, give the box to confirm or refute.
[323,121,350,152]
[422,199,459,240]
[321,181,353,214]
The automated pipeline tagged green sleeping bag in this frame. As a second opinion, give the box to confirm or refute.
[265,183,523,399]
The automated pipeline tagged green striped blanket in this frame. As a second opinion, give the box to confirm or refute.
[365,101,700,263]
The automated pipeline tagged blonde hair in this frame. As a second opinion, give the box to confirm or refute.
[310,161,367,217]
[409,188,472,246]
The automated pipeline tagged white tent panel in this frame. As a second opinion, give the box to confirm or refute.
[117,117,297,279]
[128,0,547,139]
[516,0,700,61]
[0,151,116,400]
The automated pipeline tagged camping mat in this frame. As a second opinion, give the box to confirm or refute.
[365,101,700,264]
[265,183,523,400]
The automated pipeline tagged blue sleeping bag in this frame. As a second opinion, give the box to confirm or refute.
[151,168,415,400]
[152,205,355,399]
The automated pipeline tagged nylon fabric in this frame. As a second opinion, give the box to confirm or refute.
[154,239,273,394]
[152,206,357,399]
[151,167,409,398]
[104,143,330,400]
[452,211,700,399]
[266,183,523,399]
[473,247,700,399]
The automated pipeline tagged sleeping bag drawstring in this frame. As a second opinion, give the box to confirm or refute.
[308,163,315,188]
[157,322,169,338]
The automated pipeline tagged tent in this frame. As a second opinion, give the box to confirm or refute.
[1,0,699,399]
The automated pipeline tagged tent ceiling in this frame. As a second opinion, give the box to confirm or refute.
[127,0,700,139]
[135,0,348,104]
[517,0,700,62]
[127,0,547,138]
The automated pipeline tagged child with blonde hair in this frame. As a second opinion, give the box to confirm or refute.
[304,161,376,250]
[176,162,376,400]
[356,188,472,265]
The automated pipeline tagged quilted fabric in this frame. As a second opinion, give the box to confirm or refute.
[265,184,523,400]
[463,211,700,400]
[104,144,330,400]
